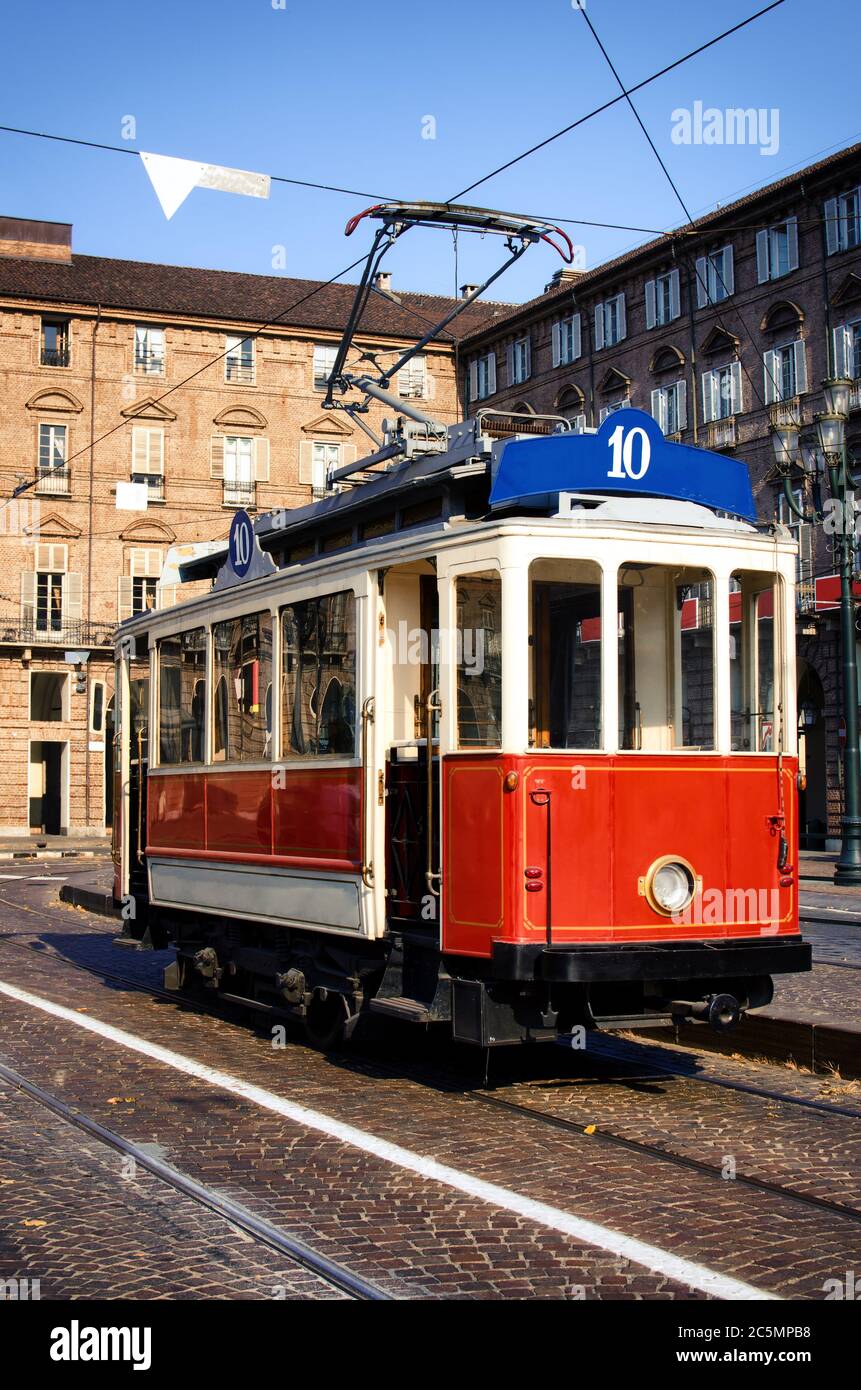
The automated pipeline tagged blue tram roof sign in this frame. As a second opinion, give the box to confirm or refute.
[490,409,756,522]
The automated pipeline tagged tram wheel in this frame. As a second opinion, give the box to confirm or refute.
[303,990,351,1051]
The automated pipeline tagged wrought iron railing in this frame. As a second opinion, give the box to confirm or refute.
[3,620,115,647]
[35,466,71,495]
[40,347,70,367]
[225,360,255,384]
[131,473,165,501]
[707,417,737,450]
[134,351,165,375]
[223,480,256,508]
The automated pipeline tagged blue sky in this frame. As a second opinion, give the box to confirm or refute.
[1,0,858,303]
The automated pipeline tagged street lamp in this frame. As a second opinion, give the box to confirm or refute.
[771,377,861,884]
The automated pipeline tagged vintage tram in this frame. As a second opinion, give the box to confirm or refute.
[113,398,811,1048]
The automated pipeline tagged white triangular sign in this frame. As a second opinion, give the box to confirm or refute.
[140,152,204,220]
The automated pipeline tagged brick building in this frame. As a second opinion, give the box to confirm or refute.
[0,218,497,837]
[459,142,861,847]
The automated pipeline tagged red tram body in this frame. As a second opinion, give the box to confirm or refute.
[113,406,811,1047]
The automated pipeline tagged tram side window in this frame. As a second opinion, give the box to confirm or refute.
[455,572,502,748]
[618,564,715,750]
[213,612,273,762]
[158,629,207,765]
[280,592,356,757]
[530,560,602,749]
[730,572,782,751]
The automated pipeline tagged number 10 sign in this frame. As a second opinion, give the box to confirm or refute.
[229,509,254,579]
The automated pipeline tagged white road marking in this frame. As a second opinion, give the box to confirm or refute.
[0,977,779,1302]
[26,876,67,883]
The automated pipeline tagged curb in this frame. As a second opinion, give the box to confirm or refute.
[0,850,104,862]
[672,1010,861,1079]
[59,884,121,919]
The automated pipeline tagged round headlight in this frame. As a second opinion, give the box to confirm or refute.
[649,860,695,915]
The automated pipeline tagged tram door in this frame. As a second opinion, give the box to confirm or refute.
[383,565,440,930]
[124,650,150,909]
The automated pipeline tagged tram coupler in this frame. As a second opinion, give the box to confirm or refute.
[669,992,743,1033]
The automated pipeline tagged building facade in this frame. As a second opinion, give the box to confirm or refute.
[460,143,861,847]
[0,219,495,836]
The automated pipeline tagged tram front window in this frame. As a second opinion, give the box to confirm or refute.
[730,571,782,751]
[213,612,273,762]
[157,628,206,765]
[618,564,715,751]
[530,559,601,749]
[455,572,501,748]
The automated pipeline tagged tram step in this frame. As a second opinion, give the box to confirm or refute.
[369,996,431,1024]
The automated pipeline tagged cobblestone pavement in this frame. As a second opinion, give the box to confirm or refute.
[0,865,859,1301]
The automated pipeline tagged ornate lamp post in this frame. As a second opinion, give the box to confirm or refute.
[772,377,861,885]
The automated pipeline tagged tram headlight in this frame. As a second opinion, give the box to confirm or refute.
[642,857,697,916]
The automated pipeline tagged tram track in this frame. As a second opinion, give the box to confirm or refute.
[0,1058,390,1302]
[1,884,860,1242]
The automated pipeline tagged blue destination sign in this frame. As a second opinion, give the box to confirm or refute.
[490,408,756,522]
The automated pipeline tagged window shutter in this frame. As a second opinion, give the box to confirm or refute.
[37,543,67,572]
[130,549,162,578]
[756,229,770,283]
[833,324,849,378]
[468,361,478,401]
[254,437,270,483]
[157,585,178,610]
[551,322,561,368]
[786,216,799,272]
[616,294,626,340]
[701,371,715,424]
[571,312,581,360]
[342,444,357,471]
[824,197,839,255]
[63,572,82,622]
[486,352,496,395]
[669,269,680,320]
[20,570,36,627]
[210,435,225,480]
[594,303,605,351]
[298,440,314,486]
[644,279,656,330]
[650,388,664,430]
[794,339,808,395]
[117,576,134,623]
[763,350,777,405]
[721,246,734,297]
[523,338,531,378]
[506,343,515,384]
[151,428,164,475]
[695,258,709,307]
[730,360,743,414]
[132,426,150,474]
[677,380,687,431]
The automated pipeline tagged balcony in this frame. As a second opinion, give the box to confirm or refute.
[1,620,115,648]
[225,360,255,385]
[796,581,816,614]
[850,382,861,412]
[768,397,802,429]
[223,480,256,509]
[40,347,70,367]
[134,352,165,376]
[35,465,71,496]
[707,417,737,451]
[131,473,165,502]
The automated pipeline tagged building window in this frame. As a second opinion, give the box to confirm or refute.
[313,343,338,391]
[651,380,687,435]
[41,319,70,367]
[21,545,81,640]
[469,352,497,401]
[645,269,680,328]
[599,399,630,422]
[280,593,356,757]
[225,335,254,384]
[131,426,165,502]
[134,326,165,375]
[37,423,69,494]
[825,187,861,255]
[695,247,734,306]
[506,337,531,385]
[756,218,799,282]
[455,573,502,749]
[398,355,427,399]
[594,294,626,349]
[702,362,742,421]
[224,435,256,507]
[213,613,273,762]
[118,550,162,622]
[834,319,861,387]
[158,629,207,765]
[30,672,67,722]
[764,340,807,404]
[313,442,340,496]
[552,314,581,366]
[90,680,105,734]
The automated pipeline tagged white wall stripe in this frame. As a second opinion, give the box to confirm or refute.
[0,978,778,1302]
